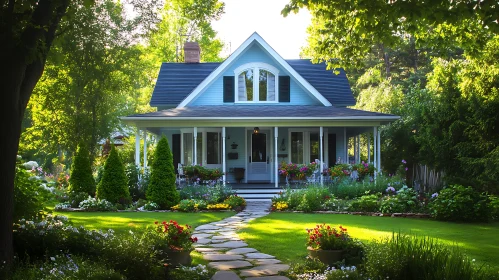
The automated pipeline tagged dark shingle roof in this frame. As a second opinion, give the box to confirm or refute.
[127,106,396,119]
[149,59,355,107]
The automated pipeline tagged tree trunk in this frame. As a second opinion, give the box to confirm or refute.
[0,0,70,271]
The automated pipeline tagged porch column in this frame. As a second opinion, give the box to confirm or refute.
[274,127,279,188]
[222,127,226,186]
[135,129,140,167]
[357,135,361,163]
[377,127,381,173]
[193,127,197,165]
[373,127,378,178]
[343,127,347,163]
[367,132,371,163]
[143,130,148,168]
[320,126,324,185]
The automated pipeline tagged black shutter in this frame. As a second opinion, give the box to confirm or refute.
[279,76,290,102]
[172,134,181,173]
[223,76,235,103]
[328,134,337,167]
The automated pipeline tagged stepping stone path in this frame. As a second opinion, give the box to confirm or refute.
[193,201,290,280]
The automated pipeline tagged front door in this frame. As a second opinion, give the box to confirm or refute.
[247,129,271,183]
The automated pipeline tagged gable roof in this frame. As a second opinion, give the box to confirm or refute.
[177,32,332,108]
[150,59,356,108]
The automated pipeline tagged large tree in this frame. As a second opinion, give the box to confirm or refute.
[0,0,72,268]
[284,0,498,70]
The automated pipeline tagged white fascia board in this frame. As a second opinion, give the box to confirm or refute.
[176,32,332,108]
[121,116,400,121]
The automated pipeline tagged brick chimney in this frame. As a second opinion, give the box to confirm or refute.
[184,42,200,63]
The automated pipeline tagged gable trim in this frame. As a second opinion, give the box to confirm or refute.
[176,32,332,108]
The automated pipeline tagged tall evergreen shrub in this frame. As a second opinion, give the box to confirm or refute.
[69,144,96,195]
[96,145,130,203]
[146,136,179,209]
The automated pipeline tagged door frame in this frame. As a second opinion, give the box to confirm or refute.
[244,127,274,183]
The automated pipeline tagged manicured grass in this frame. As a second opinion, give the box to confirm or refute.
[238,213,499,268]
[55,210,234,234]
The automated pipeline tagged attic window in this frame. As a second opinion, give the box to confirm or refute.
[234,63,279,103]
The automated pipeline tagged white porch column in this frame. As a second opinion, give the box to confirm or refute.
[367,132,371,164]
[193,127,198,165]
[377,127,381,173]
[373,127,378,178]
[320,126,324,185]
[274,127,279,189]
[343,127,347,163]
[222,127,226,186]
[135,129,140,167]
[143,130,148,168]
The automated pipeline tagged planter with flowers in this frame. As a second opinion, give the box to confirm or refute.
[150,220,198,266]
[306,224,357,266]
[279,162,319,184]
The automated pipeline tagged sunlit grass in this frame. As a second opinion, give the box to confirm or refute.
[55,211,234,234]
[238,213,499,268]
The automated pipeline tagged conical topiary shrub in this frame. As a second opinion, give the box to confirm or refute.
[96,145,130,203]
[146,136,179,209]
[68,144,96,195]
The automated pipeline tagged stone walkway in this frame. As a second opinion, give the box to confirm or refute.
[193,201,290,280]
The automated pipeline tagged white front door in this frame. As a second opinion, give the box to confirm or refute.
[247,129,271,183]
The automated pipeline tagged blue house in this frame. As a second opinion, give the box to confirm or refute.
[122,33,398,188]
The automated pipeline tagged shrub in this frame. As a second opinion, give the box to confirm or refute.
[14,164,50,221]
[68,191,89,208]
[349,193,381,212]
[272,201,288,211]
[224,195,246,209]
[56,172,70,189]
[68,144,96,195]
[321,195,347,211]
[429,185,490,222]
[54,202,71,210]
[96,145,130,204]
[296,185,330,212]
[10,255,124,280]
[169,264,215,280]
[379,186,419,214]
[78,196,116,211]
[142,201,159,211]
[147,136,179,209]
[364,234,483,280]
[125,163,145,201]
[490,195,499,221]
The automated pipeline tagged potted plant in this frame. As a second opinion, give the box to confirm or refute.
[151,220,198,266]
[306,224,355,266]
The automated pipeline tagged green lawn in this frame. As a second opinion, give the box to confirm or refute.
[238,213,499,268]
[54,210,233,234]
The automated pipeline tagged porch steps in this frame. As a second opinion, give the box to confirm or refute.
[235,188,282,200]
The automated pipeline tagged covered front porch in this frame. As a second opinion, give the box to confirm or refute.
[121,105,399,188]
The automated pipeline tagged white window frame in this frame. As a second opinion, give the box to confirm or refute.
[180,128,223,167]
[234,62,279,103]
[288,128,327,164]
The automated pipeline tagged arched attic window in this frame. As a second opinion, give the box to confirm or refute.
[234,63,279,103]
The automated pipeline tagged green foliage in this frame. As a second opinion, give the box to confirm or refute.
[96,146,130,204]
[429,185,490,222]
[14,165,49,221]
[168,264,214,280]
[364,234,485,280]
[379,186,419,214]
[68,191,90,208]
[296,186,330,212]
[490,195,499,221]
[147,137,179,209]
[223,195,246,209]
[68,144,95,195]
[78,197,116,212]
[125,163,147,201]
[349,193,381,212]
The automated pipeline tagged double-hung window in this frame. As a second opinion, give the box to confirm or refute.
[181,129,222,167]
[235,63,279,103]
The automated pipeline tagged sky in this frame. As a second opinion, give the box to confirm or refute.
[211,0,311,59]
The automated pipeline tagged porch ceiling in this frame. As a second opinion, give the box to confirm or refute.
[122,105,399,129]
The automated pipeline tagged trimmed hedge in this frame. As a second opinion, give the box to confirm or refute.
[96,145,130,203]
[69,144,96,195]
[146,136,179,209]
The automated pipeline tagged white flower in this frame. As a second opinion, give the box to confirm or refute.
[50,257,56,261]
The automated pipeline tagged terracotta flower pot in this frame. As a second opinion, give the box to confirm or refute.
[166,250,192,266]
[307,246,344,266]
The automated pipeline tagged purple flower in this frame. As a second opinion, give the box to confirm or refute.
[431,192,439,199]
[386,186,396,193]
[402,159,407,164]
[405,167,408,171]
